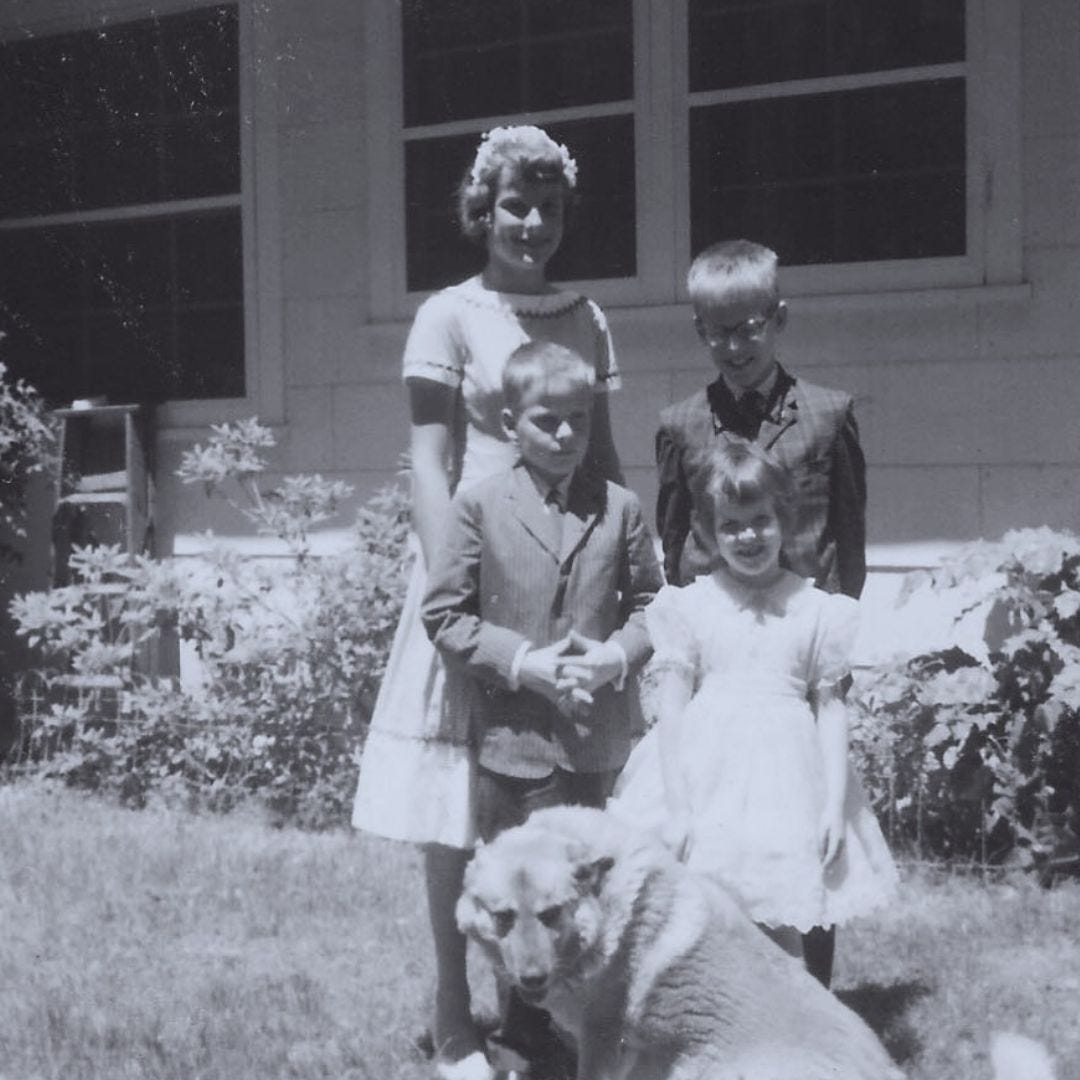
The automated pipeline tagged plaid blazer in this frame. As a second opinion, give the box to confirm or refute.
[655,366,866,598]
[422,462,663,779]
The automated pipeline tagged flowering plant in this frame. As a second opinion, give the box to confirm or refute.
[10,419,411,828]
[0,360,58,575]
[469,125,578,188]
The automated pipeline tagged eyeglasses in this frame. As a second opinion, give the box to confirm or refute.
[697,304,778,347]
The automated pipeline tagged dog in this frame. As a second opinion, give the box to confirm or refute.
[457,805,905,1080]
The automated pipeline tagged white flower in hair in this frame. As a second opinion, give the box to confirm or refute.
[469,125,578,189]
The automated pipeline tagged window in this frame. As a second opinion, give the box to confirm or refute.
[400,0,636,292]
[688,0,966,267]
[369,0,1020,315]
[0,5,244,405]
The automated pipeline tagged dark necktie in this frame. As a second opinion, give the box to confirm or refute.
[739,389,767,432]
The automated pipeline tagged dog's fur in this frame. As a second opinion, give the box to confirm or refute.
[457,806,904,1080]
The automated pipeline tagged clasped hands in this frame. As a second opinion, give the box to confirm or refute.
[518,629,624,717]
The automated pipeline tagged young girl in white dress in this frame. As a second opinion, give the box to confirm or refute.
[351,126,623,1080]
[609,439,897,961]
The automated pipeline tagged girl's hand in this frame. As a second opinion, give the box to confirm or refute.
[661,807,694,863]
[819,806,845,869]
[556,630,624,695]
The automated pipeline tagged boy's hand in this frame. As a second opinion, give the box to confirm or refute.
[518,636,575,705]
[660,807,694,862]
[556,629,625,695]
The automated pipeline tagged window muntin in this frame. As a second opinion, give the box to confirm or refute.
[400,0,636,293]
[0,4,243,404]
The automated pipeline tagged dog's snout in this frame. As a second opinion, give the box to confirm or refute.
[518,972,549,995]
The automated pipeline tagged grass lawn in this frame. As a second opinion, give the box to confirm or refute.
[0,782,1076,1080]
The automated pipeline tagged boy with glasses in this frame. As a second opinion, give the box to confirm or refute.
[654,239,867,987]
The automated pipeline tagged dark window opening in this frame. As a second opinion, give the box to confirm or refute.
[0,4,243,404]
[690,79,965,265]
[402,0,635,291]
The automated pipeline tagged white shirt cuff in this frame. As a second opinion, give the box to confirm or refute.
[508,640,534,691]
[610,641,629,691]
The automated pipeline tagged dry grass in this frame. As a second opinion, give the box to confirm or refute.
[0,781,1077,1080]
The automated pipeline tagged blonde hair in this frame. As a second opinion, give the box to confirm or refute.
[502,341,595,416]
[457,125,578,242]
[694,439,794,542]
[687,239,780,308]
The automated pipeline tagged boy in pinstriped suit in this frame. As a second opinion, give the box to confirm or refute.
[655,240,868,990]
[423,340,663,844]
[422,340,663,1079]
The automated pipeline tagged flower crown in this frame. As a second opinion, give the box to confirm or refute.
[468,125,578,189]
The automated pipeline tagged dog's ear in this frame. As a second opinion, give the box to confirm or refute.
[573,854,615,897]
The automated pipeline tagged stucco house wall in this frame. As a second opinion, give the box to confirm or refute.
[3,0,1078,625]
[165,0,1079,563]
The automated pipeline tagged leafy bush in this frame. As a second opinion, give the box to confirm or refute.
[9,419,411,827]
[0,360,59,576]
[851,527,1080,878]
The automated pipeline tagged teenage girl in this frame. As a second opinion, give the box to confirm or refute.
[352,125,623,1080]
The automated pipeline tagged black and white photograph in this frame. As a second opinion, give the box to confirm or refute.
[0,3,1076,1078]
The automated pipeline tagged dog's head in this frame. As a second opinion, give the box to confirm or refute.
[457,825,614,1004]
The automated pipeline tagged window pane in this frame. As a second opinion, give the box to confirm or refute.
[690,0,964,91]
[0,210,244,404]
[544,116,636,283]
[163,114,241,200]
[0,135,74,217]
[74,125,162,209]
[0,4,239,215]
[690,80,965,265]
[404,132,485,293]
[402,0,632,126]
[160,5,241,117]
[404,115,635,291]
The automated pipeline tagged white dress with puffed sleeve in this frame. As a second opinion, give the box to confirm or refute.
[352,277,620,848]
[609,569,898,931]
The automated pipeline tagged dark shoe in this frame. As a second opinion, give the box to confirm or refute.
[486,1028,575,1080]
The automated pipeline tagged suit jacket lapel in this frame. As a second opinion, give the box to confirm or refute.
[508,463,562,561]
[759,366,799,450]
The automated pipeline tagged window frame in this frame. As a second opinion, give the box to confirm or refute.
[367,0,1022,320]
[0,0,284,428]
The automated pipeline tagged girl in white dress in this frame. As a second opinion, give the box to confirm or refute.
[610,440,897,962]
[351,126,623,1080]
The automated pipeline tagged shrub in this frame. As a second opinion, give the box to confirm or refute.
[851,527,1080,878]
[0,360,59,576]
[9,419,411,828]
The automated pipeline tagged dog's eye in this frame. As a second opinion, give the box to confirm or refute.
[492,910,517,937]
[537,905,563,928]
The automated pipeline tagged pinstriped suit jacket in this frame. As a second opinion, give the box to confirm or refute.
[422,462,663,779]
[656,366,867,598]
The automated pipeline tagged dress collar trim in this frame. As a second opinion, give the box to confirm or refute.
[451,275,587,318]
[709,567,807,617]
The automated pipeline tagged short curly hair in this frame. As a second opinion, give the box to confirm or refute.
[692,438,796,546]
[456,125,578,242]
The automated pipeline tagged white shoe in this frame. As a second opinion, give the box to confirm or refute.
[433,1050,497,1080]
